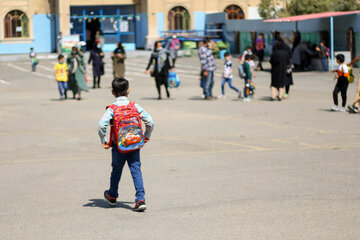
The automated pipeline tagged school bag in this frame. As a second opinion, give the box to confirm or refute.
[167,71,181,88]
[238,65,246,79]
[341,64,354,83]
[107,102,145,153]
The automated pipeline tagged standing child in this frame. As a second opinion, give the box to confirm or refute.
[219,52,239,99]
[29,47,38,72]
[99,78,154,211]
[54,54,68,100]
[242,55,253,102]
[331,54,349,112]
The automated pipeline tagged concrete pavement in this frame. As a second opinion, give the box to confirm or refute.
[0,54,359,240]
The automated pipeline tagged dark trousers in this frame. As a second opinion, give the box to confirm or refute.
[256,50,264,70]
[333,77,349,107]
[108,147,145,202]
[93,76,101,88]
[155,74,170,98]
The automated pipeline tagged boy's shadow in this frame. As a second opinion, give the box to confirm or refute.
[83,199,133,210]
[188,96,204,101]
[258,96,274,101]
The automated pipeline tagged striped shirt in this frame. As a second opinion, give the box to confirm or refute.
[98,97,154,144]
[199,46,216,72]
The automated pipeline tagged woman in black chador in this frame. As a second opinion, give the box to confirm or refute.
[144,41,171,99]
[88,40,104,88]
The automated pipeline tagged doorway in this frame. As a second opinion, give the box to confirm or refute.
[86,18,100,50]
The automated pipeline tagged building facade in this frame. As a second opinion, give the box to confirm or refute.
[0,0,288,54]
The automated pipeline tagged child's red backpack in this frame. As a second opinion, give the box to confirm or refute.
[107,102,145,153]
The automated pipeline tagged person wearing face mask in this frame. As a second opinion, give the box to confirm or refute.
[88,40,105,88]
[67,46,88,100]
[111,42,127,78]
[144,41,171,99]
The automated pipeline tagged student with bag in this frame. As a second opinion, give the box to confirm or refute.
[99,78,154,211]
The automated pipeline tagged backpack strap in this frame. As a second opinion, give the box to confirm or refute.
[105,104,118,147]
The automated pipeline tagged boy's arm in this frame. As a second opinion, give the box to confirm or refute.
[98,108,114,144]
[135,104,154,140]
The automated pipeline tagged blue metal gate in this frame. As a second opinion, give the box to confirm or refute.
[70,5,137,51]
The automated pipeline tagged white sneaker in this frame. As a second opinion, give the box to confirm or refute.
[243,97,250,102]
[331,105,340,111]
[218,95,226,99]
[339,107,346,112]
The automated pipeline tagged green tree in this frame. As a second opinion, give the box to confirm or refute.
[333,0,360,11]
[286,0,333,16]
[258,0,277,19]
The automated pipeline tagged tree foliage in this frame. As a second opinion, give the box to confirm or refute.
[286,0,360,16]
[258,0,277,19]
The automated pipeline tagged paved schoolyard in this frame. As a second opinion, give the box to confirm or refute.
[0,53,359,240]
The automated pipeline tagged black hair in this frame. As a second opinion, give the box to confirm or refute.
[224,52,230,57]
[336,54,345,63]
[112,78,129,96]
[259,33,264,37]
[203,37,210,44]
[58,54,64,60]
[30,47,34,50]
[246,46,251,49]
[244,54,251,61]
[153,41,162,52]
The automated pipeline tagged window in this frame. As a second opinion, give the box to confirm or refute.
[224,5,245,20]
[168,6,190,30]
[4,10,29,38]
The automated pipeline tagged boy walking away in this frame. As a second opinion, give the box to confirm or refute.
[219,52,239,99]
[242,55,253,102]
[319,41,329,72]
[255,33,265,71]
[331,54,349,112]
[99,78,154,211]
[54,54,69,100]
[29,47,38,72]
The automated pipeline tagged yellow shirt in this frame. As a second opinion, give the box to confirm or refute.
[54,63,68,82]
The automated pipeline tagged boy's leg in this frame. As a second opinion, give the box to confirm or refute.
[57,81,64,98]
[228,78,239,92]
[221,77,226,95]
[333,85,340,106]
[127,150,145,202]
[108,147,126,198]
[340,82,349,107]
[243,78,248,98]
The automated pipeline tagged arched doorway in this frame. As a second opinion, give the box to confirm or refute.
[168,6,190,30]
[224,5,245,20]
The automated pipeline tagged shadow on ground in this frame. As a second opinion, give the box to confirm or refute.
[83,199,134,210]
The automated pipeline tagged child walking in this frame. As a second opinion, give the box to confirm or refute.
[54,54,68,100]
[242,55,253,102]
[29,47,38,72]
[219,52,239,99]
[331,54,349,112]
[98,78,154,211]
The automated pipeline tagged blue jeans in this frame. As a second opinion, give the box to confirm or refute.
[31,62,36,71]
[221,77,239,95]
[321,58,328,71]
[200,72,207,95]
[204,71,214,97]
[57,81,68,98]
[109,146,145,202]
